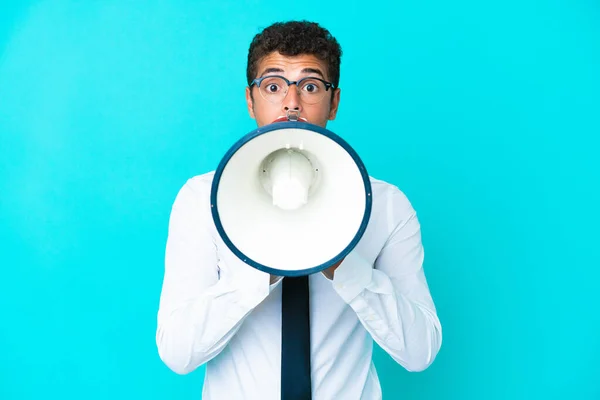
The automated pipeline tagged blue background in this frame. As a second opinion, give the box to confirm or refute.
[1,1,599,399]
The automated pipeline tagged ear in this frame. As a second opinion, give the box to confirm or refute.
[246,86,256,119]
[328,88,341,120]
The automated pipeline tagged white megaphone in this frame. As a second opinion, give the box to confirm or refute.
[210,112,372,277]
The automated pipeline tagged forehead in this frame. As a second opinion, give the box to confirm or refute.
[256,52,329,79]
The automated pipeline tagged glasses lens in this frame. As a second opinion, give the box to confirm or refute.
[258,76,288,104]
[297,77,328,104]
[258,76,330,104]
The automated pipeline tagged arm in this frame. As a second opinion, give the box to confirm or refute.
[156,179,278,374]
[330,186,442,372]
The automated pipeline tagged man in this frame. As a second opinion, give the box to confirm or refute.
[156,20,442,399]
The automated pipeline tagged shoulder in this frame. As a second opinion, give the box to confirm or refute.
[182,171,216,193]
[369,176,413,208]
[368,176,417,226]
[169,171,216,210]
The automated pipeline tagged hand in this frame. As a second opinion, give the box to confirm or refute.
[322,258,344,280]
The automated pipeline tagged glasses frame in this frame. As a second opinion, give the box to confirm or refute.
[249,75,336,104]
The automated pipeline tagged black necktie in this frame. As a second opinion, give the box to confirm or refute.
[281,275,312,400]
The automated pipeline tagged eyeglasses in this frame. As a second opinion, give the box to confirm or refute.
[249,75,336,105]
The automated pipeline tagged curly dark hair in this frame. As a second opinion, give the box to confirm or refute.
[246,20,343,88]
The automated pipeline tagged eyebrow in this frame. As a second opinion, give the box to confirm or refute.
[258,67,284,77]
[300,68,325,78]
[258,67,326,79]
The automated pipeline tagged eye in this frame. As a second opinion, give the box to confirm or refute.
[260,76,286,94]
[266,83,281,93]
[301,80,322,94]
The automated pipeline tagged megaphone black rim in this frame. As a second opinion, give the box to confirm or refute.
[210,121,373,277]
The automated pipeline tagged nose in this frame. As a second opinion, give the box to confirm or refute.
[281,84,302,114]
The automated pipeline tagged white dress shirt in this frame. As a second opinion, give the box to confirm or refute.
[156,171,442,399]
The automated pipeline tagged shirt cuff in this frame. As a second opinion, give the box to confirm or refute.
[332,251,373,303]
[269,276,284,290]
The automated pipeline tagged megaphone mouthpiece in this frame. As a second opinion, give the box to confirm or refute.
[272,111,308,123]
[286,110,300,121]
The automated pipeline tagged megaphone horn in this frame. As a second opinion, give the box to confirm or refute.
[210,115,372,277]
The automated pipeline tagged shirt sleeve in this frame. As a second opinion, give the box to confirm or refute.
[330,185,442,372]
[155,179,282,375]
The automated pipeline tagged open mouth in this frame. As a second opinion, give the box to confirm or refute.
[272,115,309,123]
